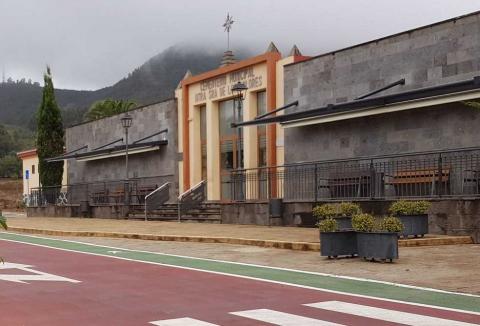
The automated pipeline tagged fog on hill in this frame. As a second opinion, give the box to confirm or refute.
[0,44,253,129]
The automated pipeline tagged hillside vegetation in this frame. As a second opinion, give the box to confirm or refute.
[0,45,252,129]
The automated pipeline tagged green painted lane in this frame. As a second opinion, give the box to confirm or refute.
[1,231,479,313]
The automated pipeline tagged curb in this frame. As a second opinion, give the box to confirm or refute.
[6,227,474,251]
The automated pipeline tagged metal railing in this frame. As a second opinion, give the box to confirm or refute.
[178,180,206,222]
[27,175,173,207]
[225,147,480,202]
[144,182,170,220]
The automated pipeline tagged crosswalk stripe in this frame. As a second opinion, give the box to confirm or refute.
[231,309,346,326]
[149,317,219,326]
[306,301,479,326]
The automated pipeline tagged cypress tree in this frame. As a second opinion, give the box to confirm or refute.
[36,66,64,187]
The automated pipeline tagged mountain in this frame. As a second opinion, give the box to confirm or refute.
[0,45,252,129]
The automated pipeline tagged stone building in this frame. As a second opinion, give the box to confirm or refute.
[25,11,480,240]
[24,99,180,217]
[281,11,480,163]
[65,99,177,188]
[235,11,480,240]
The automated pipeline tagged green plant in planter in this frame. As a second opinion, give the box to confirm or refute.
[379,216,404,233]
[318,218,338,232]
[0,216,6,230]
[352,213,375,232]
[0,215,7,263]
[312,204,338,219]
[411,201,431,215]
[389,200,431,216]
[339,202,361,217]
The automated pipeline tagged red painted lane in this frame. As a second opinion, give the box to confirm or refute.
[0,240,478,326]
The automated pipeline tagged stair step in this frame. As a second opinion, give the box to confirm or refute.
[129,214,221,223]
[128,201,223,223]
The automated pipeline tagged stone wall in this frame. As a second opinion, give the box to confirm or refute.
[285,12,480,114]
[66,99,178,197]
[280,199,480,243]
[283,12,480,163]
[285,102,480,163]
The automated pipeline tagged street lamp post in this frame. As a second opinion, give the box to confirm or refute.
[231,81,248,200]
[231,81,248,169]
[121,113,133,206]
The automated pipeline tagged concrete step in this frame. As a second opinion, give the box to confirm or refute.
[128,201,223,223]
[129,213,222,223]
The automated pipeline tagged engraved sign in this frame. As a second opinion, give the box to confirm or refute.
[194,67,264,103]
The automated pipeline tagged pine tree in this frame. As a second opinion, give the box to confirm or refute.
[36,66,64,187]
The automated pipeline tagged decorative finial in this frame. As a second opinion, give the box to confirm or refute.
[289,45,302,57]
[177,70,192,89]
[266,42,280,54]
[223,13,234,51]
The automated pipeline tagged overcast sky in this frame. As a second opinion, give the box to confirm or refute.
[1,0,480,90]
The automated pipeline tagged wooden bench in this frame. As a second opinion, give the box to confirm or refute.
[388,168,450,196]
[326,171,373,198]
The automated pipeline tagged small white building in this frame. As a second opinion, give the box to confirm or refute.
[16,148,68,197]
[17,149,39,196]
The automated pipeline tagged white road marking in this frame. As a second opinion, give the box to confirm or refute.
[0,262,80,284]
[149,317,219,325]
[231,309,345,325]
[306,301,479,326]
[106,250,122,254]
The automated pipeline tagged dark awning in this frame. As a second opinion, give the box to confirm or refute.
[74,140,167,162]
[232,76,480,128]
[47,129,168,162]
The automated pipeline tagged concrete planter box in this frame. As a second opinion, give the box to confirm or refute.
[357,232,399,262]
[335,216,352,230]
[396,214,428,238]
[320,231,357,258]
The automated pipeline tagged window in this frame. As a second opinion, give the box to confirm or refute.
[219,99,242,171]
[200,105,207,181]
[257,91,267,167]
[31,165,35,174]
[219,99,243,200]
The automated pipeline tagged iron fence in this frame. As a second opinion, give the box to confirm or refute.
[226,147,480,202]
[27,175,173,207]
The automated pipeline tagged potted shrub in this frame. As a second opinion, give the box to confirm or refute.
[318,218,357,259]
[313,202,361,230]
[312,203,337,219]
[389,200,430,238]
[336,202,361,230]
[353,214,402,262]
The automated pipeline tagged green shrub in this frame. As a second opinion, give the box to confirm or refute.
[0,216,6,230]
[352,213,375,232]
[312,204,337,219]
[389,200,431,216]
[318,218,338,232]
[379,216,404,233]
[339,202,361,217]
[411,201,431,215]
